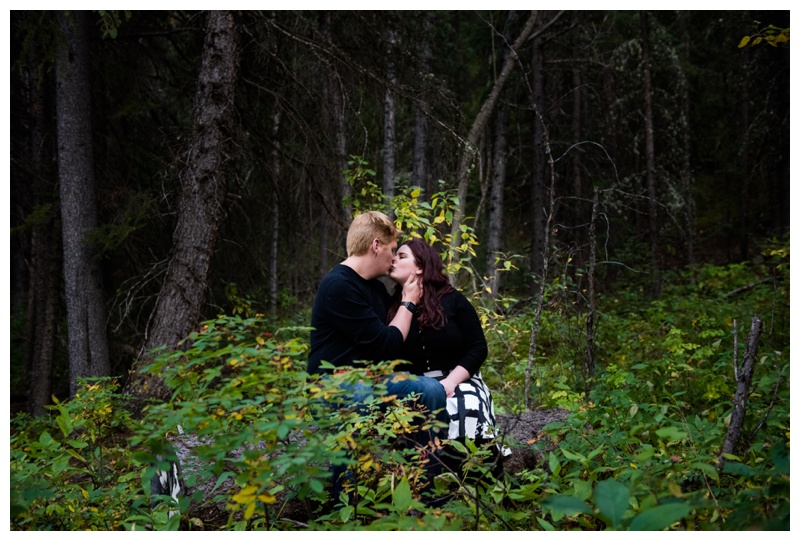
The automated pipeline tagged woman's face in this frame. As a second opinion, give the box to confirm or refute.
[389,244,420,284]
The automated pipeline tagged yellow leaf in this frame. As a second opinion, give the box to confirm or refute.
[411,187,421,198]
[244,501,257,520]
[738,35,751,48]
[485,286,492,294]
[233,485,258,504]
[629,462,638,469]
[257,494,277,504]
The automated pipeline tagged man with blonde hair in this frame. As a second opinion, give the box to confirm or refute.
[309,210,422,373]
[308,210,447,503]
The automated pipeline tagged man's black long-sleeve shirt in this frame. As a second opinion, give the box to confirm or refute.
[307,264,404,374]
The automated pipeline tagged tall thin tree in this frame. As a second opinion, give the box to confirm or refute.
[270,109,282,318]
[56,10,110,397]
[20,16,61,414]
[383,29,398,208]
[640,11,661,298]
[529,32,546,296]
[412,14,433,197]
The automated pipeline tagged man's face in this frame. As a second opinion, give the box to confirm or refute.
[377,239,398,276]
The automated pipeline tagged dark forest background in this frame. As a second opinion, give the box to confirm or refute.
[9,10,789,412]
[7,10,792,531]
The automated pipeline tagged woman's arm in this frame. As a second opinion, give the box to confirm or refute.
[438,291,488,396]
[439,365,470,397]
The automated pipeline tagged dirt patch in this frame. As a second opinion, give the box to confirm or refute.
[494,408,570,474]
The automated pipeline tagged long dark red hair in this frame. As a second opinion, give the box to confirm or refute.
[388,239,453,330]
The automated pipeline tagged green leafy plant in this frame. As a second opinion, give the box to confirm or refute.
[342,156,480,279]
[10,377,146,530]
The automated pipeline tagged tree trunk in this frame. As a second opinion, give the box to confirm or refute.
[27,71,61,412]
[22,34,61,415]
[128,11,241,402]
[525,109,557,411]
[678,14,696,271]
[485,92,510,300]
[529,33,546,296]
[584,187,598,381]
[412,13,433,197]
[450,11,539,269]
[322,12,350,247]
[56,10,110,398]
[27,216,61,415]
[571,40,586,294]
[382,29,397,208]
[640,11,661,298]
[738,46,751,262]
[270,109,281,318]
[718,317,763,468]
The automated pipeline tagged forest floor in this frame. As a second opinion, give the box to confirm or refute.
[495,407,570,474]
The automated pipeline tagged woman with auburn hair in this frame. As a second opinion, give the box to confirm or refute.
[387,238,503,487]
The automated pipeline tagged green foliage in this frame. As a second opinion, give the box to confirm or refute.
[10,378,146,530]
[132,315,326,528]
[9,233,789,530]
[738,22,790,48]
[342,156,480,280]
[486,240,790,530]
[132,313,506,530]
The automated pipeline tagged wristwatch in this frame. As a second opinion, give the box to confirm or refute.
[400,301,417,314]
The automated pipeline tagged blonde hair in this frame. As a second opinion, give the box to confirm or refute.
[346,211,401,256]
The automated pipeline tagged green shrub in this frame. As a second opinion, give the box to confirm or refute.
[10,378,147,530]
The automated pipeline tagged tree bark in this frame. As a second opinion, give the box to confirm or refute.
[22,33,61,415]
[129,11,241,402]
[322,12,350,247]
[738,46,751,262]
[11,21,61,416]
[718,317,763,468]
[529,33,546,296]
[412,14,433,197]
[571,40,587,293]
[270,109,281,318]
[56,10,110,398]
[678,14,696,271]
[485,90,510,299]
[584,187,598,380]
[382,29,397,208]
[640,11,661,298]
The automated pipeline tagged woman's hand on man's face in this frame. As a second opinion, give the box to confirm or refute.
[402,272,423,304]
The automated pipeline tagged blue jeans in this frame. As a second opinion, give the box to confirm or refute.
[327,372,447,505]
